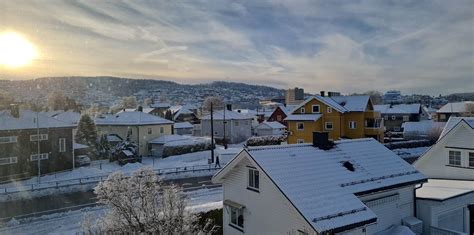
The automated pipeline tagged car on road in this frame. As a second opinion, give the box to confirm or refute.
[75,155,91,167]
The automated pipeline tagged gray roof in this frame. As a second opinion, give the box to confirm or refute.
[437,101,474,113]
[201,110,252,120]
[374,104,421,114]
[95,111,173,126]
[0,110,75,131]
[439,116,474,139]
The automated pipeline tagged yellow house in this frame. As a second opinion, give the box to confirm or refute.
[95,111,174,156]
[285,94,384,144]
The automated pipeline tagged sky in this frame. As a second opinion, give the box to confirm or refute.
[0,0,473,95]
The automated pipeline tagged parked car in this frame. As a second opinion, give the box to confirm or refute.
[75,155,91,167]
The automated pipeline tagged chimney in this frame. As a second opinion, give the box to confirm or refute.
[226,104,232,111]
[312,132,334,150]
[137,106,143,112]
[320,91,325,97]
[10,104,19,118]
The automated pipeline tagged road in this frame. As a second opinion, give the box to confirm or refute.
[0,176,216,221]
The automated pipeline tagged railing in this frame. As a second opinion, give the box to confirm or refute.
[0,164,221,195]
[431,226,467,235]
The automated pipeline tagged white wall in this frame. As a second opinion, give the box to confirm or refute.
[222,153,315,235]
[415,124,474,180]
[201,119,252,143]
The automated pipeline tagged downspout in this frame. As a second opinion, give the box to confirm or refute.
[413,183,424,217]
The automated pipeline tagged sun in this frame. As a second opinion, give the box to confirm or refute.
[0,32,38,68]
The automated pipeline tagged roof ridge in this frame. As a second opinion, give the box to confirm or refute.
[248,143,312,151]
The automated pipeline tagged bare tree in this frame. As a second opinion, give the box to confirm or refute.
[202,96,224,112]
[121,96,138,109]
[84,167,214,234]
[427,125,443,143]
[461,102,474,117]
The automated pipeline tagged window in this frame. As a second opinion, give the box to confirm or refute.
[325,122,333,130]
[31,153,49,161]
[297,230,309,235]
[276,115,282,121]
[312,105,320,113]
[301,107,305,113]
[59,138,66,152]
[30,134,48,141]
[469,152,474,167]
[147,128,152,134]
[297,139,304,144]
[403,115,409,121]
[235,121,239,126]
[248,168,259,191]
[0,136,17,144]
[297,122,304,130]
[448,150,461,166]
[327,107,332,113]
[0,157,18,165]
[229,205,244,229]
[391,115,396,120]
[384,116,388,121]
[349,121,357,129]
[159,126,164,134]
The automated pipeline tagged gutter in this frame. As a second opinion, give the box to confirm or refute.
[413,183,424,217]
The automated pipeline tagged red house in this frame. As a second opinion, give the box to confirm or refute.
[267,105,297,127]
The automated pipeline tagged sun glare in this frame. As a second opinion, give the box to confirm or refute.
[0,32,38,68]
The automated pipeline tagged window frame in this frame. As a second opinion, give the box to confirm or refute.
[30,153,49,161]
[297,139,305,144]
[312,105,320,113]
[159,126,164,134]
[59,138,66,153]
[229,205,244,231]
[349,121,357,129]
[0,136,17,144]
[247,168,260,192]
[30,134,48,141]
[325,122,333,130]
[300,107,305,113]
[147,127,152,135]
[469,152,474,168]
[296,122,304,131]
[0,157,18,165]
[327,107,332,113]
[403,115,409,121]
[448,150,461,166]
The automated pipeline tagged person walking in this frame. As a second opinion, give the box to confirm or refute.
[215,155,221,168]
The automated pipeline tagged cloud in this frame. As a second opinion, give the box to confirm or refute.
[0,0,472,95]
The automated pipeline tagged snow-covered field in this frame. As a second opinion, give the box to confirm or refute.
[0,148,241,202]
[0,187,223,235]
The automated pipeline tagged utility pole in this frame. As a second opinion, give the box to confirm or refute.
[223,105,227,149]
[210,102,215,163]
[36,110,41,184]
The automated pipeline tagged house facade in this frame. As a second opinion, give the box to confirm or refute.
[0,109,75,181]
[95,111,174,156]
[255,121,286,136]
[374,104,425,132]
[413,117,474,235]
[286,94,384,144]
[213,136,426,234]
[267,105,298,127]
[201,110,252,144]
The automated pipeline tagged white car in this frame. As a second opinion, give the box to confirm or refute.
[75,155,91,167]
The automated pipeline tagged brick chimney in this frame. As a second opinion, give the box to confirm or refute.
[312,132,334,150]
[320,91,325,97]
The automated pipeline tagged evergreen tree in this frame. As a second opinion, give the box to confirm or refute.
[164,110,173,120]
[76,114,98,156]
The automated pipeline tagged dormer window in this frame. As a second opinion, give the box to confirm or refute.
[248,168,259,192]
[301,107,305,113]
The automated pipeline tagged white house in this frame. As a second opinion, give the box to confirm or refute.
[413,117,474,235]
[255,121,286,136]
[173,121,194,135]
[436,101,474,122]
[414,117,474,180]
[401,120,446,140]
[212,134,426,235]
[201,110,252,144]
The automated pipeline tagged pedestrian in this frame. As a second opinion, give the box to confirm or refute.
[215,156,221,168]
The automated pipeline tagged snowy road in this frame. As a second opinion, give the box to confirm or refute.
[0,187,223,235]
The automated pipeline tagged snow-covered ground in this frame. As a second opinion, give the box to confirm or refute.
[0,187,223,235]
[0,147,241,202]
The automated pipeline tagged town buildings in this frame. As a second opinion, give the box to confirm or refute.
[0,109,75,180]
[95,111,174,156]
[374,104,426,132]
[435,101,474,121]
[213,134,426,234]
[285,87,305,105]
[201,109,252,144]
[285,93,384,144]
[254,121,286,136]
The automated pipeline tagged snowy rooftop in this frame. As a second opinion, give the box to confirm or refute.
[50,111,81,125]
[201,110,252,120]
[374,104,421,114]
[284,114,322,121]
[402,120,446,134]
[241,138,426,232]
[292,95,371,114]
[149,102,170,108]
[95,111,173,126]
[437,101,474,113]
[256,121,286,129]
[0,110,75,131]
[149,134,211,146]
[439,116,474,139]
[174,121,194,129]
[280,105,299,116]
[416,179,474,201]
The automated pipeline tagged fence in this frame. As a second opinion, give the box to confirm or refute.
[0,164,221,195]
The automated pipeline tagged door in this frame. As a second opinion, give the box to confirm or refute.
[469,204,474,235]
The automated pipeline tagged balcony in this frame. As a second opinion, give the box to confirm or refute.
[430,226,467,235]
[364,118,384,136]
[364,110,381,119]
